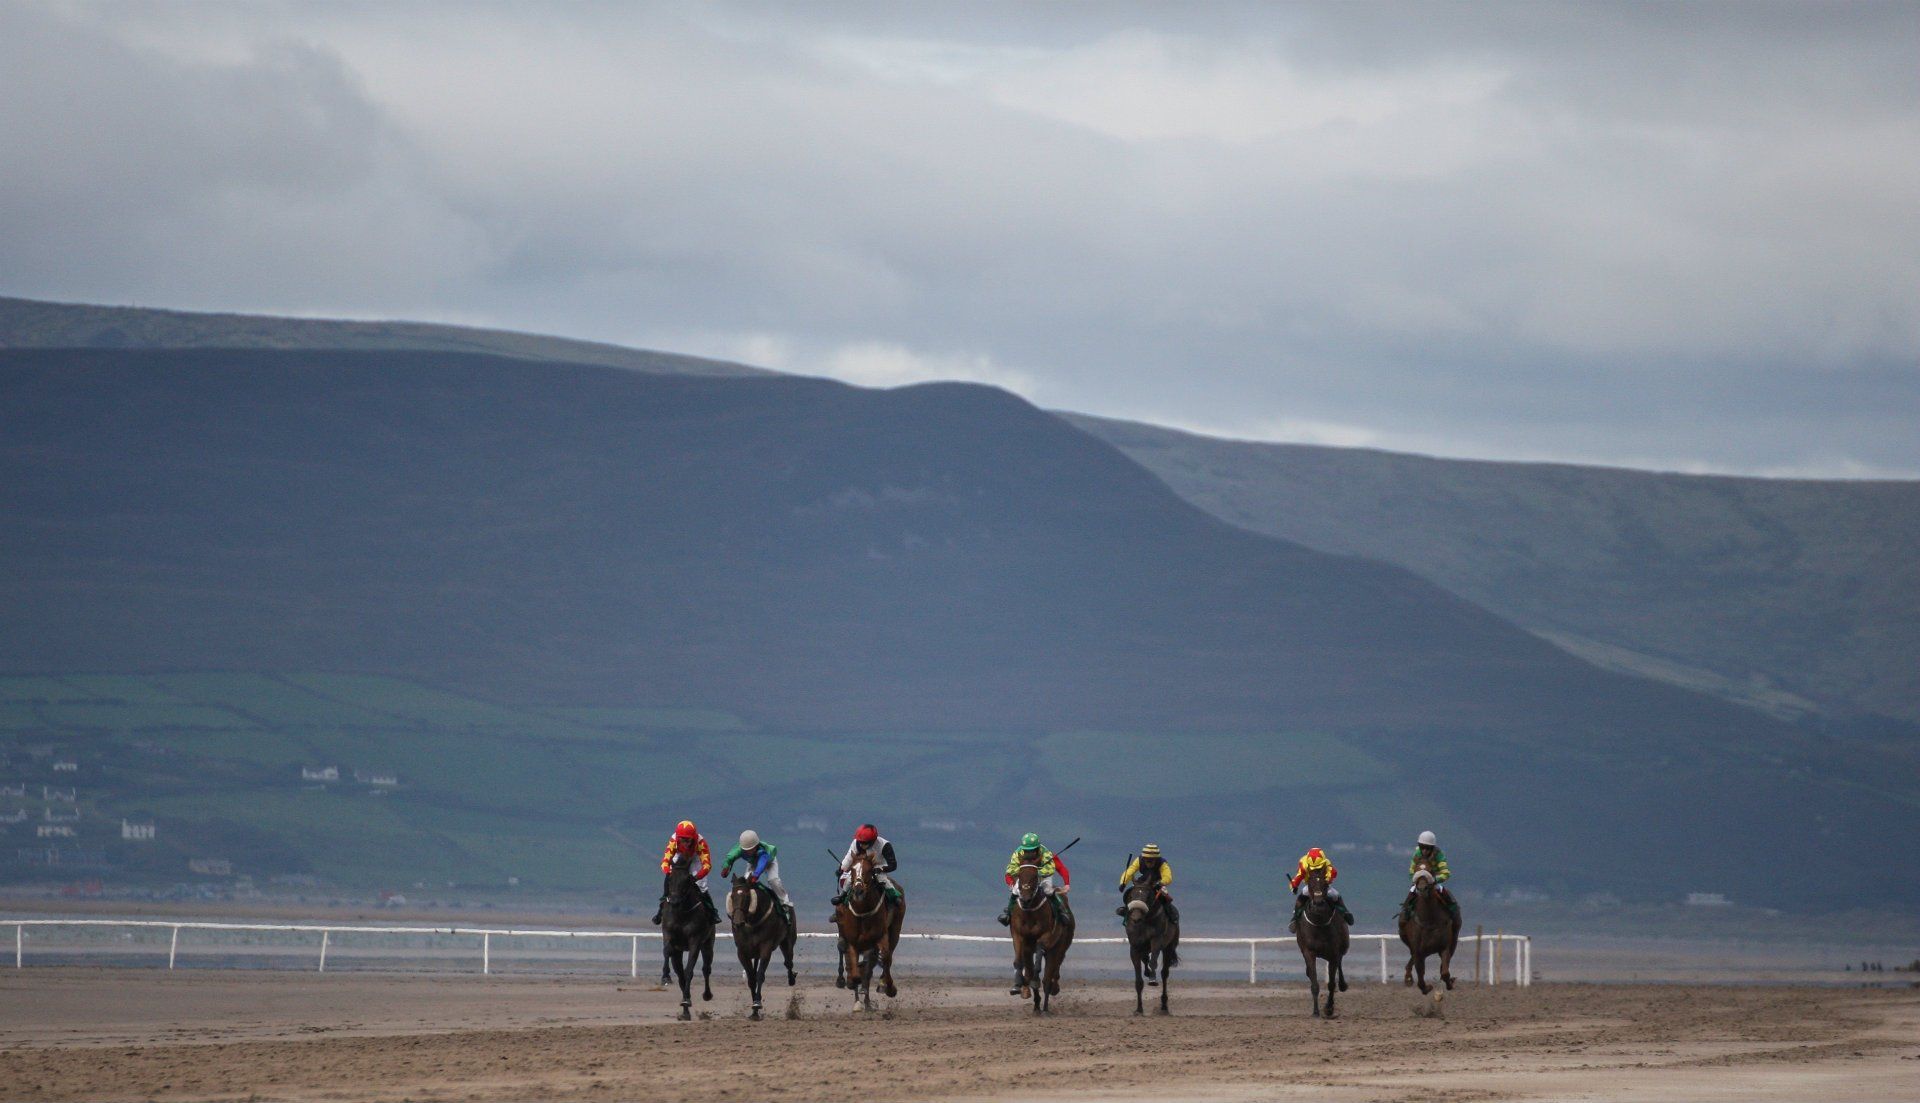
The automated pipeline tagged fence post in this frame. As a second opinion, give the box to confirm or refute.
[1379,937,1388,983]
[630,935,638,979]
[318,930,329,973]
[482,932,491,975]
[14,923,20,969]
[168,925,180,970]
[1247,941,1256,985]
[1474,925,1483,984]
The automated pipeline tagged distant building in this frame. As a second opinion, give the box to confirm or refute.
[0,809,27,824]
[917,818,974,832]
[300,765,339,782]
[36,824,76,838]
[0,783,25,798]
[42,785,75,802]
[189,857,233,876]
[1685,892,1732,907]
[52,760,78,773]
[794,815,829,833]
[121,820,156,841]
[16,847,109,869]
[355,769,400,786]
[43,806,80,822]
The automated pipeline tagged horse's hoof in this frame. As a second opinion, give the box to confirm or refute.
[1134,1007,1143,1016]
[1402,977,1414,987]
[679,1008,692,1021]
[1443,977,1455,990]
[1157,1005,1169,1016]
[702,991,713,1002]
[787,973,797,986]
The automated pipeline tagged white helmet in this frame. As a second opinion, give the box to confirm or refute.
[739,829,760,850]
[1417,830,1437,847]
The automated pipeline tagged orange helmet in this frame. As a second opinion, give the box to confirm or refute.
[675,820,698,841]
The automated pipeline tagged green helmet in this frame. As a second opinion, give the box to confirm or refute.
[1020,832,1041,850]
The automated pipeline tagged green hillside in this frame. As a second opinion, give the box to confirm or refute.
[1070,415,1920,724]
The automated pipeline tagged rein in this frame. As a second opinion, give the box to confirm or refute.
[1015,862,1050,912]
[843,862,886,919]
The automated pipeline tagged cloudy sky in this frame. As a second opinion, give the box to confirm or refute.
[4,2,1916,475]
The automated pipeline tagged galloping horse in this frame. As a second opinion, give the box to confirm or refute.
[726,873,796,1021]
[832,847,903,1011]
[1008,862,1074,1015]
[659,851,715,1019]
[1122,872,1179,1015]
[1398,858,1459,994]
[1293,865,1349,1018]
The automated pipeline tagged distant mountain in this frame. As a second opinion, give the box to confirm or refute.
[0,294,768,378]
[1070,416,1920,726]
[6,295,1911,729]
[4,346,1915,908]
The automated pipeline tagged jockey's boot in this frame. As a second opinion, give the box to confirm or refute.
[1398,892,1417,923]
[1287,900,1304,934]
[701,892,722,925]
[651,895,666,925]
[1335,899,1357,927]
[781,903,796,931]
[997,895,1014,926]
[884,884,903,903]
[1165,899,1181,924]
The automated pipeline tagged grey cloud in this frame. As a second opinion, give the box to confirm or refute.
[2,1,1914,475]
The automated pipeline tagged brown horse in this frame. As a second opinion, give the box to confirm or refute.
[726,874,796,1021]
[1398,860,1459,993]
[1122,873,1179,1015]
[1008,863,1074,1015]
[832,848,902,1011]
[1293,866,1349,1018]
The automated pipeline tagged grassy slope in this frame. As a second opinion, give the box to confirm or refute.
[6,673,1915,918]
[1070,414,1920,724]
[0,295,769,379]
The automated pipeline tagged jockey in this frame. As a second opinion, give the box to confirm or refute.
[1287,846,1355,931]
[652,819,720,925]
[721,829,794,929]
[997,832,1069,926]
[1399,830,1461,924]
[828,823,900,921]
[1115,843,1179,922]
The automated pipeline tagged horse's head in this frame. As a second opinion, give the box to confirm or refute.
[1015,862,1043,904]
[1123,872,1157,921]
[846,849,876,905]
[1411,863,1436,895]
[727,873,765,926]
[1306,866,1330,900]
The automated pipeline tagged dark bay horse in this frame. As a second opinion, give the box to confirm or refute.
[1008,863,1074,1015]
[659,852,715,1019]
[832,848,902,1011]
[1122,873,1179,1015]
[1293,866,1349,1018]
[1398,861,1459,994]
[726,874,796,1021]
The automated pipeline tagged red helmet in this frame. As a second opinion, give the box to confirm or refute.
[855,824,878,843]
[1306,847,1325,860]
[675,820,698,841]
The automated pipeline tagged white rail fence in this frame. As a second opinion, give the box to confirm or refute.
[7,918,1532,986]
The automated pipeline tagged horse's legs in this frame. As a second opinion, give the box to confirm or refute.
[700,938,714,1002]
[782,929,797,986]
[878,937,897,999]
[1414,950,1432,995]
[1132,946,1145,1015]
[1440,936,1457,990]
[1158,945,1170,1014]
[834,935,848,989]
[661,939,673,985]
[1303,951,1321,1018]
[672,949,693,1019]
[1325,956,1340,1017]
[1403,947,1416,987]
[1336,954,1350,992]
[861,948,877,1011]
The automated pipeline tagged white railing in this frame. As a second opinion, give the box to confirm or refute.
[5,918,1531,986]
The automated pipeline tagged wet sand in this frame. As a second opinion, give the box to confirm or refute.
[0,968,1914,1101]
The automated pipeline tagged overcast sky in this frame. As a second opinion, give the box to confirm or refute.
[4,2,1916,475]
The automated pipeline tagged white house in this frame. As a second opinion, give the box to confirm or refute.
[43,806,80,822]
[42,786,75,802]
[36,824,76,838]
[52,760,79,773]
[0,784,25,798]
[188,857,233,876]
[121,820,156,841]
[300,766,339,782]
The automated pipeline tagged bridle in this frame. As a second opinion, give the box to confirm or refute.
[1300,872,1334,928]
[844,857,886,918]
[1407,867,1444,930]
[1015,862,1049,912]
[729,877,770,928]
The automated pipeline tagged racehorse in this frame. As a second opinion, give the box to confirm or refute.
[658,851,715,1019]
[832,847,903,1011]
[1008,862,1074,1015]
[726,873,797,1021]
[1293,865,1349,1018]
[1398,859,1459,994]
[1122,871,1179,1015]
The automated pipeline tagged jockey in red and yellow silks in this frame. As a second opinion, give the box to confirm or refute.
[652,819,719,924]
[1288,846,1355,930]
